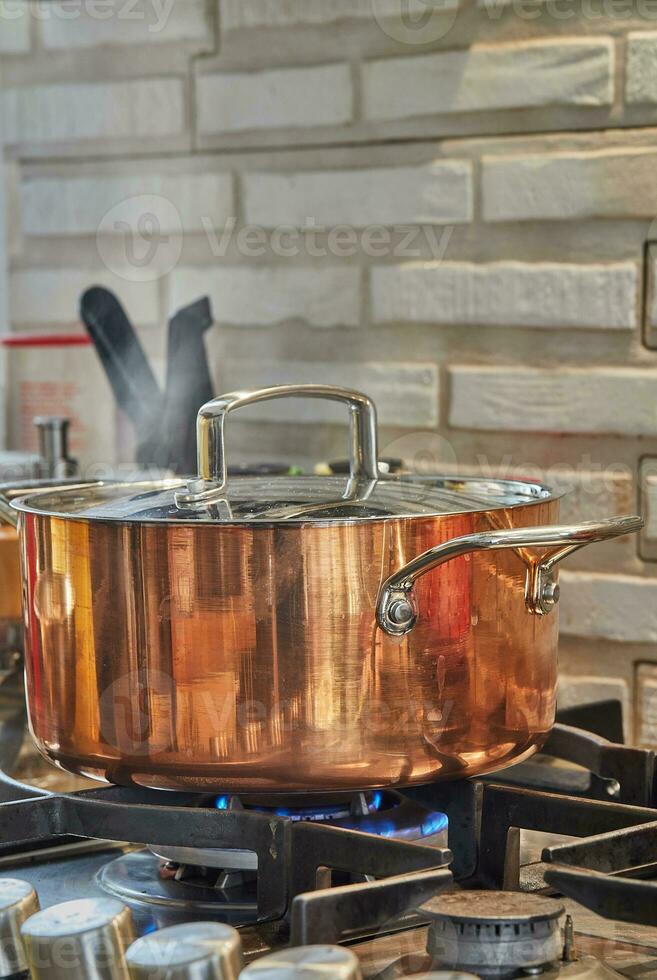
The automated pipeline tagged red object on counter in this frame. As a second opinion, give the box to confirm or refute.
[1,333,92,348]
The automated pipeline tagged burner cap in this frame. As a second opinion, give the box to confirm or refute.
[423,891,564,924]
[421,891,565,978]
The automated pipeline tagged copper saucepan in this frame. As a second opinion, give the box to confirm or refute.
[3,385,643,794]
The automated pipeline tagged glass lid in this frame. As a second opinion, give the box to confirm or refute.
[10,385,556,525]
[11,473,555,525]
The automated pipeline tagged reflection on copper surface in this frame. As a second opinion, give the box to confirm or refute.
[20,502,559,793]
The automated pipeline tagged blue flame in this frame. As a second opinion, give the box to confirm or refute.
[214,795,230,810]
[421,811,449,836]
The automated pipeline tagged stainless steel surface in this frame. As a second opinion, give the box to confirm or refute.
[21,897,135,979]
[175,384,379,509]
[423,891,565,978]
[377,516,644,636]
[150,846,258,872]
[0,878,39,976]
[125,922,243,980]
[239,945,362,978]
[97,851,259,926]
[34,418,76,480]
[0,479,107,529]
[10,476,556,525]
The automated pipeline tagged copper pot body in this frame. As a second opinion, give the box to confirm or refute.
[19,498,559,794]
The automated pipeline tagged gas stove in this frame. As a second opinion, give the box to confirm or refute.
[0,699,656,977]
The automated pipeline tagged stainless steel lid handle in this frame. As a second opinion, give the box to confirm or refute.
[175,384,379,509]
[377,515,644,637]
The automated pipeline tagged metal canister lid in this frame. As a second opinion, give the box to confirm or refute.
[21,898,135,979]
[0,879,39,977]
[239,945,362,978]
[126,922,243,980]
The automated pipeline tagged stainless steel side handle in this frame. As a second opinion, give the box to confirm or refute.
[376,515,644,637]
[175,384,379,509]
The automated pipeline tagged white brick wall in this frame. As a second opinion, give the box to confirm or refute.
[482,147,657,222]
[10,270,159,326]
[449,366,657,435]
[20,172,233,236]
[243,162,473,227]
[168,266,361,327]
[220,0,433,29]
[560,571,657,642]
[39,0,210,48]
[363,38,614,121]
[221,361,439,426]
[197,65,352,134]
[626,33,657,104]
[2,79,184,146]
[558,674,630,722]
[371,261,637,329]
[0,1,30,53]
[551,470,635,527]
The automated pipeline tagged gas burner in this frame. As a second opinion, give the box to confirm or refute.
[423,891,566,978]
[150,790,448,872]
[93,789,449,927]
[98,851,260,926]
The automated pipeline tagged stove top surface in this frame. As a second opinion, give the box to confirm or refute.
[1,696,657,977]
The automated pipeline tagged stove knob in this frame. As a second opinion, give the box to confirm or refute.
[126,922,243,980]
[239,946,362,978]
[0,878,39,978]
[21,897,135,979]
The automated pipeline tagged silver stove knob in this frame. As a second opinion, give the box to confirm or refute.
[0,878,39,977]
[126,922,243,980]
[21,897,135,979]
[239,946,362,978]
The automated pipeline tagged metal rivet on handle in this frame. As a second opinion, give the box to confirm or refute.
[540,579,561,613]
[0,879,39,977]
[126,922,243,980]
[21,898,135,980]
[387,598,415,627]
